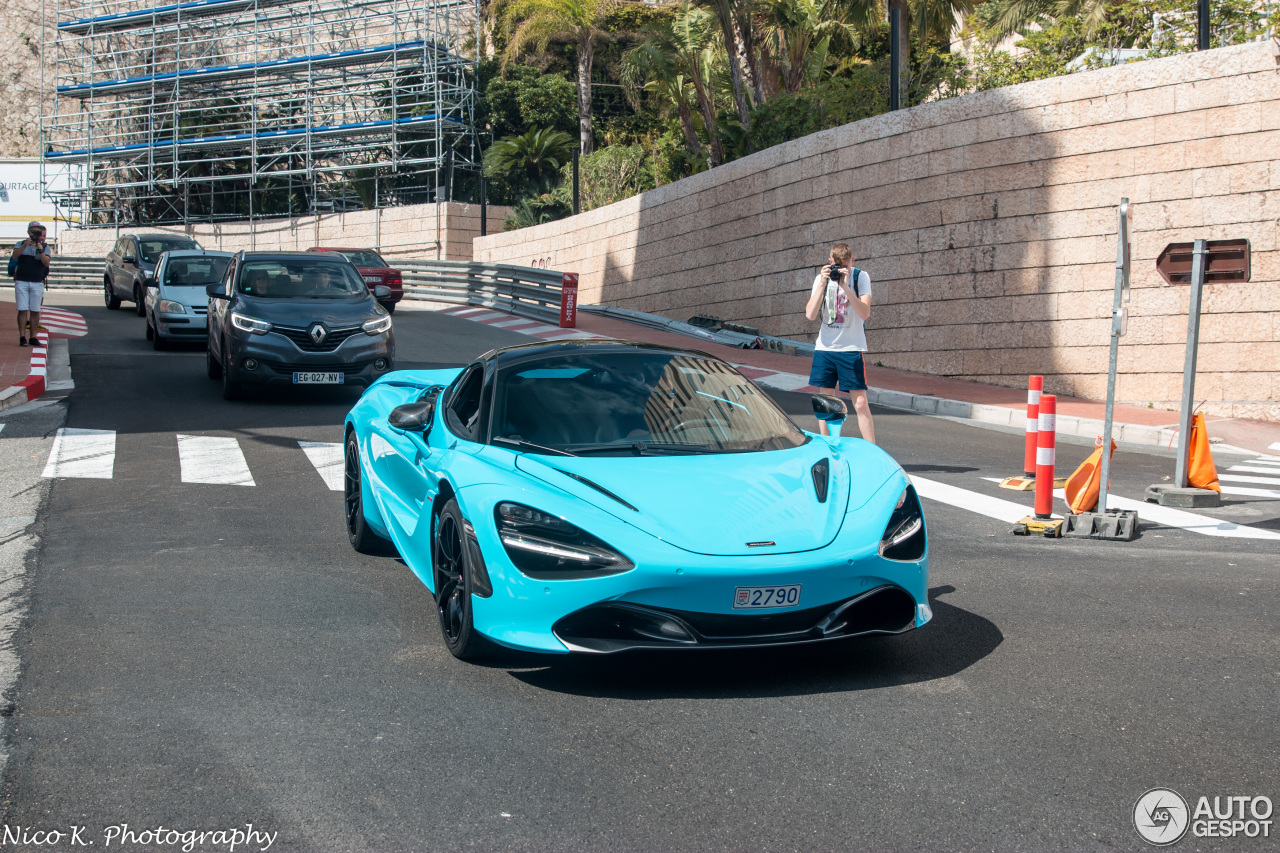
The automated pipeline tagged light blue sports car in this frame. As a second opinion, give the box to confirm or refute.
[342,339,930,659]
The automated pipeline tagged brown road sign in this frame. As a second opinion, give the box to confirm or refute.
[1156,239,1251,284]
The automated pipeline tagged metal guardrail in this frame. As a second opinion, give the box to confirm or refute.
[396,259,565,325]
[0,255,103,290]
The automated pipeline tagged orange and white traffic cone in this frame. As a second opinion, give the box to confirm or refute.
[1187,413,1221,492]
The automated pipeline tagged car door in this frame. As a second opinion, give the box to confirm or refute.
[146,255,165,320]
[208,256,236,357]
[107,239,124,295]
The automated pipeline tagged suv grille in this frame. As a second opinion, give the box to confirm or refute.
[271,323,362,353]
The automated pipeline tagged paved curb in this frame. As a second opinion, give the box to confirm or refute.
[0,331,50,414]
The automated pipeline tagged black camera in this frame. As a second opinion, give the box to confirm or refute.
[827,263,843,282]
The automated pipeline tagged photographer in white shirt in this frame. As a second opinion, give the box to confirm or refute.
[803,241,874,443]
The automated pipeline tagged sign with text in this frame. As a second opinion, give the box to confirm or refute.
[1156,239,1251,284]
[560,272,579,328]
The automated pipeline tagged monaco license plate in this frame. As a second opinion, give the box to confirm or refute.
[363,276,380,283]
[733,584,801,609]
[293,371,343,384]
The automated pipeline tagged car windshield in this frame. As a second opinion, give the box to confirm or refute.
[163,257,230,287]
[338,251,387,268]
[237,259,367,298]
[139,239,199,263]
[490,351,807,454]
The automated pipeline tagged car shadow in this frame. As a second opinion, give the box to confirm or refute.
[500,585,1001,699]
[901,464,979,474]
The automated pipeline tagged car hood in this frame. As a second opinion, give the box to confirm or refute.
[161,285,216,306]
[513,440,893,556]
[236,293,379,325]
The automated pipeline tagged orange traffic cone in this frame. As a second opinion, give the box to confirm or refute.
[1187,413,1221,492]
[1064,437,1117,513]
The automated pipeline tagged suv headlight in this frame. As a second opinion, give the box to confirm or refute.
[495,502,633,578]
[231,312,271,334]
[157,299,187,314]
[879,485,925,561]
[363,316,392,335]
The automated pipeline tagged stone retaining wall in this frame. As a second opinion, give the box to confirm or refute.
[475,41,1280,421]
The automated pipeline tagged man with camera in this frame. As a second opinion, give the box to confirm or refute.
[804,242,875,443]
[10,221,51,347]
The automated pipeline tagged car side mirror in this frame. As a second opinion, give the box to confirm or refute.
[373,285,392,299]
[122,255,135,264]
[143,276,156,289]
[206,283,229,300]
[389,400,435,433]
[812,394,847,437]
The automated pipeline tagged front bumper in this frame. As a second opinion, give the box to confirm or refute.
[156,310,208,339]
[227,328,394,388]
[457,476,929,654]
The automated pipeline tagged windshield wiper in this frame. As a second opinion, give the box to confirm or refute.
[565,441,724,456]
[492,436,578,457]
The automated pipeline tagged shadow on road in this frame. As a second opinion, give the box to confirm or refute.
[503,585,1001,699]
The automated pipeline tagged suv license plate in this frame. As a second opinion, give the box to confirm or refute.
[733,584,801,609]
[363,276,380,283]
[293,372,343,384]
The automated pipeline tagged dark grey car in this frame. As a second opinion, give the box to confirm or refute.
[104,233,203,315]
[205,251,395,400]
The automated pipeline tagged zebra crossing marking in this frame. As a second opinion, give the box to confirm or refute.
[42,428,116,479]
[176,434,255,486]
[299,441,343,491]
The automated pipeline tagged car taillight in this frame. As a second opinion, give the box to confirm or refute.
[389,275,402,286]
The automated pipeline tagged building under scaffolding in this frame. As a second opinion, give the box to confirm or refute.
[40,0,480,228]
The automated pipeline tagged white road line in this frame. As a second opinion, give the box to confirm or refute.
[1241,456,1280,464]
[748,371,813,392]
[911,476,1030,523]
[1220,473,1280,487]
[1226,465,1280,475]
[299,441,343,491]
[1221,485,1280,500]
[41,428,116,479]
[489,318,540,329]
[1270,442,1280,451]
[176,434,255,486]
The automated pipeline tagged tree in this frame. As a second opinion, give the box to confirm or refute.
[483,127,577,194]
[502,0,619,154]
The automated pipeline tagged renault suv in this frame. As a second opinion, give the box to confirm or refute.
[205,252,395,400]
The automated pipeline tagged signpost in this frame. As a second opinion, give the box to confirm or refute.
[1146,238,1252,507]
[559,273,579,328]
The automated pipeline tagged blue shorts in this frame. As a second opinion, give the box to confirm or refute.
[809,349,868,398]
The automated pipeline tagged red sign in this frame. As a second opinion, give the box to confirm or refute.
[559,273,579,328]
[1156,239,1251,284]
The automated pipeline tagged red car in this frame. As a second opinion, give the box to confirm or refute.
[308,247,404,313]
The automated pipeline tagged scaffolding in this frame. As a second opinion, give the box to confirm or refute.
[40,0,480,228]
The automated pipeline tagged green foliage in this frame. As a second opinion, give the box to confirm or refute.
[484,127,578,195]
[649,123,706,184]
[505,193,574,230]
[481,62,579,140]
[564,144,657,210]
[747,66,887,149]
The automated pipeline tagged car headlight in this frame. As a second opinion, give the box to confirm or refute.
[231,312,271,334]
[363,316,392,335]
[879,485,925,561]
[494,501,634,578]
[157,299,187,314]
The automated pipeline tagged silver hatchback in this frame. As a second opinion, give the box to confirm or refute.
[144,250,235,349]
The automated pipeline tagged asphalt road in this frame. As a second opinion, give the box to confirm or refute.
[1,295,1276,852]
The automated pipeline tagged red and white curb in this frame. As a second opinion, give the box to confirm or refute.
[1,307,87,413]
[435,305,604,341]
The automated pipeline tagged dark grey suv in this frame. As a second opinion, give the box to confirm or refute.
[205,251,395,400]
[104,233,203,315]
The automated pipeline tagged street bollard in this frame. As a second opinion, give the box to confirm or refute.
[1024,375,1042,478]
[559,273,579,328]
[1034,394,1057,519]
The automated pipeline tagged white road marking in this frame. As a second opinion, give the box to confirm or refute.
[299,441,344,491]
[176,434,255,486]
[1270,442,1280,451]
[1227,465,1280,475]
[911,476,1030,523]
[41,428,116,479]
[1221,485,1280,500]
[489,318,540,329]
[748,371,813,392]
[1220,473,1280,487]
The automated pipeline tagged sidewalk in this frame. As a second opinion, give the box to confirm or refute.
[437,303,1280,457]
[0,295,88,412]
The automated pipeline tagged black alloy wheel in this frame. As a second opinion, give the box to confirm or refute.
[151,322,166,351]
[344,431,392,554]
[133,283,146,316]
[220,338,240,400]
[380,301,396,315]
[104,279,120,310]
[145,318,154,340]
[434,499,492,660]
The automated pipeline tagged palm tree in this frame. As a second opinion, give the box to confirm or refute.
[762,0,860,94]
[983,0,1107,40]
[484,127,577,193]
[501,0,617,154]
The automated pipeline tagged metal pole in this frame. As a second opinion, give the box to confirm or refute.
[1174,239,1208,489]
[445,147,454,203]
[1097,198,1130,514]
[1198,0,1210,49]
[572,148,580,216]
[480,177,487,237]
[889,8,901,111]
